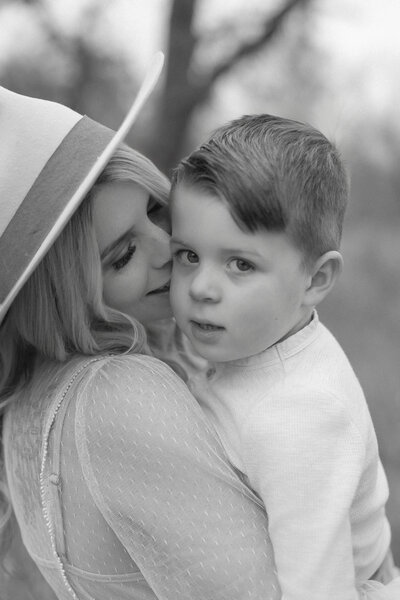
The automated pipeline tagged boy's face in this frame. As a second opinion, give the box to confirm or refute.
[170,183,313,363]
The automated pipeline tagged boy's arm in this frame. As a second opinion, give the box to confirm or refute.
[243,389,365,600]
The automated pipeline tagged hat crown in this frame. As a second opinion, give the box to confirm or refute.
[0,87,82,238]
[0,52,164,325]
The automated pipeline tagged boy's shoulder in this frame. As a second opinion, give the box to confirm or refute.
[243,318,373,438]
[290,317,359,381]
[242,373,372,456]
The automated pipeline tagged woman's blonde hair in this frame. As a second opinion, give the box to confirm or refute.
[0,143,169,397]
[0,144,170,554]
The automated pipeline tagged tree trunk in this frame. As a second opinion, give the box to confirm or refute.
[150,0,198,175]
[151,0,311,175]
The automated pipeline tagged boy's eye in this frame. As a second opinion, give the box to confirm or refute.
[112,244,136,271]
[174,249,199,265]
[229,258,254,273]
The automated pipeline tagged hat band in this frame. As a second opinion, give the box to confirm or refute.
[0,116,114,305]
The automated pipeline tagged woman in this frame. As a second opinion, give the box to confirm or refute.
[1,80,398,600]
[0,80,280,599]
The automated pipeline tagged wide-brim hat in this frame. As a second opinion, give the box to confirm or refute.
[0,52,164,326]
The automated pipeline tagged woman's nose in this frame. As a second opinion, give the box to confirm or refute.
[189,267,220,303]
[150,225,172,269]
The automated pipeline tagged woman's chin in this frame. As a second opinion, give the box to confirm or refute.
[135,302,173,326]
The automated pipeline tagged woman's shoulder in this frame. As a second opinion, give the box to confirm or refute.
[76,351,195,427]
[74,351,208,470]
[82,351,184,388]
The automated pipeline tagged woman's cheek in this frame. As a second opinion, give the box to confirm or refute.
[102,281,120,310]
[102,273,136,311]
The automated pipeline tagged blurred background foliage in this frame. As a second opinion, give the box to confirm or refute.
[1,0,399,597]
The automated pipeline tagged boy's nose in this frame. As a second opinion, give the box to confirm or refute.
[189,268,220,303]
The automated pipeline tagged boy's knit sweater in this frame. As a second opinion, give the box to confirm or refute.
[188,312,391,600]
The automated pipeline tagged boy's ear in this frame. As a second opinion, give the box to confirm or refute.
[303,250,343,307]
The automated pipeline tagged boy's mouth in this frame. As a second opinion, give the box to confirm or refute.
[190,320,224,332]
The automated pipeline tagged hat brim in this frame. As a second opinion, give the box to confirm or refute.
[0,52,164,324]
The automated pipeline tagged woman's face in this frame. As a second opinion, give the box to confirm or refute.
[93,181,172,325]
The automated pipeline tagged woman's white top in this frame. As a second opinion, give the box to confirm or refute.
[3,353,280,600]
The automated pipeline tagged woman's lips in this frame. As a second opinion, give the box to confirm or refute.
[146,282,170,295]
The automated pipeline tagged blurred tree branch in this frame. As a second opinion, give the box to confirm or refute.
[1,0,313,175]
[150,0,311,173]
[206,0,311,83]
[1,0,133,125]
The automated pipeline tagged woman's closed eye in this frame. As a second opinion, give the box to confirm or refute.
[173,249,199,266]
[112,243,136,270]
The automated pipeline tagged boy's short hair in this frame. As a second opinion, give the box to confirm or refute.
[172,114,349,264]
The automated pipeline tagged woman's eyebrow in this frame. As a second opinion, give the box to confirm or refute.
[101,229,134,260]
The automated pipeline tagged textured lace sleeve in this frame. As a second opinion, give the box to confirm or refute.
[75,354,280,600]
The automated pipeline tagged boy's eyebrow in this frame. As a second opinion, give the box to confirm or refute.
[232,248,263,256]
[170,237,262,259]
[101,228,134,260]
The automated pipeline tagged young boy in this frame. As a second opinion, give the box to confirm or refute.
[168,115,396,599]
